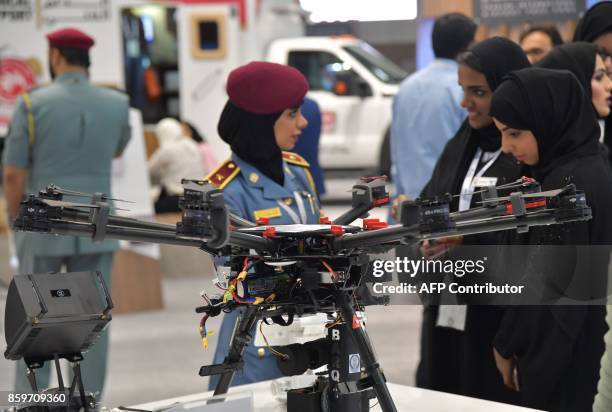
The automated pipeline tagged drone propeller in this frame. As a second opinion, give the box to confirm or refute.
[41,199,129,211]
[41,199,100,209]
[46,185,135,203]
[479,188,565,204]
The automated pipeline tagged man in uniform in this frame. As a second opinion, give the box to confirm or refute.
[3,27,131,398]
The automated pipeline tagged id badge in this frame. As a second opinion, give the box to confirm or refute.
[436,304,467,331]
[472,176,498,188]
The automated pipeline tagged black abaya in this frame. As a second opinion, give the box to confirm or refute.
[490,68,612,411]
[414,37,529,404]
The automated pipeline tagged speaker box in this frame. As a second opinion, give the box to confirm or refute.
[4,271,112,365]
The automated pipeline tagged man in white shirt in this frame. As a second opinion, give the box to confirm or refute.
[149,117,205,212]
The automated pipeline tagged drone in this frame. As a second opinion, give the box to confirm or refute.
[8,176,591,412]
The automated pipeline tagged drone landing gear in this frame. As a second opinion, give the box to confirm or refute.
[326,290,396,412]
[201,293,397,412]
[198,306,259,396]
[21,353,95,412]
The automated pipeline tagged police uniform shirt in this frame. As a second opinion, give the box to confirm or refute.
[3,72,131,256]
[208,152,319,225]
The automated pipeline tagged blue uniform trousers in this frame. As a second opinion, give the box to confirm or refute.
[208,308,283,390]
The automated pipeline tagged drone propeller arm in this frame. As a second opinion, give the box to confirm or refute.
[333,202,374,226]
[333,178,390,226]
[333,207,588,251]
[47,220,206,248]
[64,206,257,233]
[61,209,178,233]
[229,213,257,228]
[15,208,275,254]
[450,204,507,222]
[332,224,420,251]
[45,219,275,252]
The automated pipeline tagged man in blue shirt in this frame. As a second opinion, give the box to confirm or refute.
[390,13,476,211]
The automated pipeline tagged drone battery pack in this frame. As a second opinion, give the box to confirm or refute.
[287,385,369,412]
[4,271,112,364]
[287,386,321,412]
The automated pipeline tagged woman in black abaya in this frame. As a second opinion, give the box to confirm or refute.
[574,1,612,160]
[490,68,612,411]
[411,37,529,404]
[537,42,612,138]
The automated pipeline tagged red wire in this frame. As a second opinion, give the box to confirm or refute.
[229,278,247,304]
[321,260,337,281]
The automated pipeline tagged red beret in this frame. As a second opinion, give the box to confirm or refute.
[227,61,308,115]
[46,28,95,50]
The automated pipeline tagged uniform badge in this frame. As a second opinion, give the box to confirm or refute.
[253,207,282,220]
[249,173,259,183]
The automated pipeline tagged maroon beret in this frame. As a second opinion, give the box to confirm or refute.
[46,28,95,50]
[226,61,308,115]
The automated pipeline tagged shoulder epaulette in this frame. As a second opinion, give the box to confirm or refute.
[205,159,240,189]
[282,151,310,167]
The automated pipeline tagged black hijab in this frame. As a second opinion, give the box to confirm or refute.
[573,1,612,42]
[537,42,598,101]
[467,37,532,152]
[218,101,284,186]
[472,36,531,92]
[573,2,612,166]
[490,68,601,180]
[435,37,530,199]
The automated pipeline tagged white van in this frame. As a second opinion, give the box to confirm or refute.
[267,36,408,173]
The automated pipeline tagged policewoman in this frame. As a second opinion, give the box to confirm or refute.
[207,61,320,388]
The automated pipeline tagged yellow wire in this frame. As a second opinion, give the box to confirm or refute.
[258,322,289,360]
[325,318,343,329]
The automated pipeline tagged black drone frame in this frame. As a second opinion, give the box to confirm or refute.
[11,176,591,412]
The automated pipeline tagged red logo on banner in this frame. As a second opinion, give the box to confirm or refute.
[0,59,37,104]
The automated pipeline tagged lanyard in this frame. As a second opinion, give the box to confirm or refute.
[276,191,307,224]
[293,191,307,224]
[458,148,501,211]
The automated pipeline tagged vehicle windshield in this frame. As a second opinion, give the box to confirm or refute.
[343,43,408,84]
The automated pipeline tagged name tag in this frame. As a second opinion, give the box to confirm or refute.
[437,305,467,331]
[253,207,282,220]
[472,176,498,188]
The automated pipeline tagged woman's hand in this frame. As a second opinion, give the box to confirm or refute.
[494,347,519,391]
[391,194,411,220]
[420,236,463,258]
